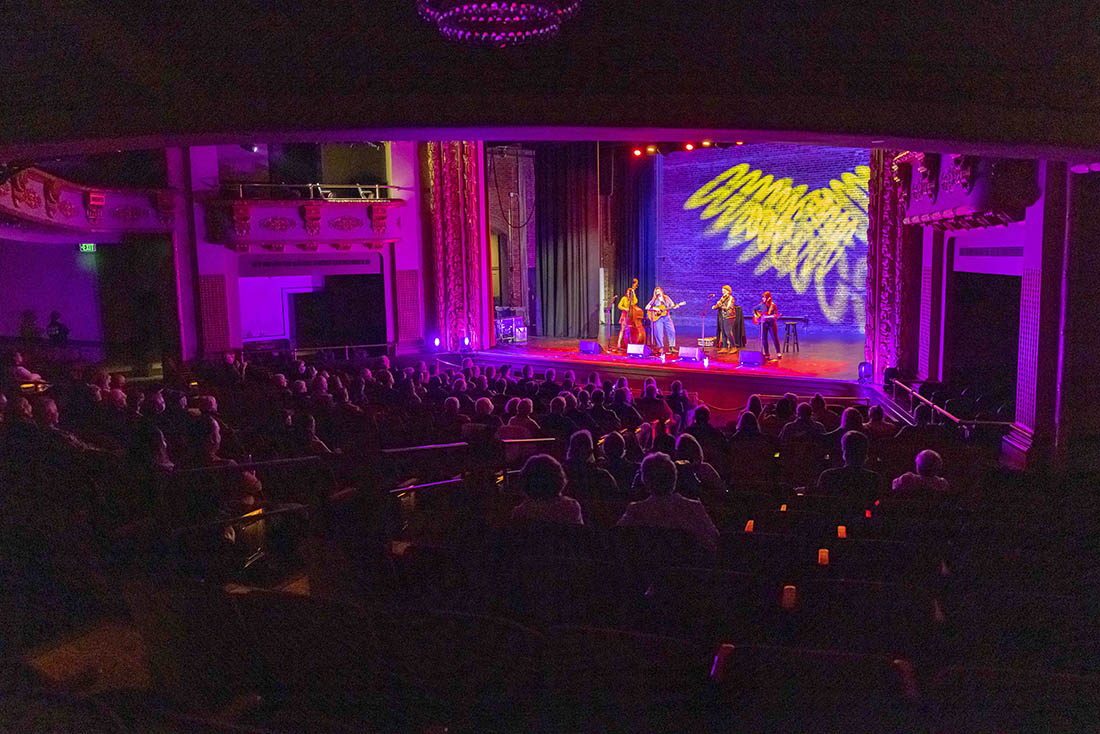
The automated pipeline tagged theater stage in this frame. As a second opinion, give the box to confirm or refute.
[459,334,875,422]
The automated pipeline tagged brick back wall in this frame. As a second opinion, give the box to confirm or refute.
[656,145,870,336]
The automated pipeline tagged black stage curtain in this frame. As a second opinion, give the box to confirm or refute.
[611,149,659,314]
[534,142,601,338]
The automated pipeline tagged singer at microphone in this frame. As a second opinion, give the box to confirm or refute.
[711,285,738,353]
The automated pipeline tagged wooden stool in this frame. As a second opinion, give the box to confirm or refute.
[783,322,800,352]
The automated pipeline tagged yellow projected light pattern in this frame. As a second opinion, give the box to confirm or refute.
[684,163,870,327]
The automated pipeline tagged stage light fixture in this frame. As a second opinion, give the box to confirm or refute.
[463,336,470,347]
[433,337,441,349]
[735,141,744,146]
[684,143,694,151]
[703,357,709,368]
[632,148,643,157]
[646,145,657,154]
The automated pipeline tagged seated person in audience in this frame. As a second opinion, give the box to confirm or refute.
[674,433,725,499]
[862,404,898,440]
[622,426,644,463]
[892,449,950,495]
[190,415,264,511]
[635,383,673,423]
[745,394,763,418]
[665,380,692,422]
[810,393,841,431]
[507,398,541,436]
[895,403,959,442]
[562,430,618,498]
[610,387,644,431]
[598,430,640,495]
[814,430,880,507]
[822,407,866,460]
[290,413,332,456]
[616,452,719,554]
[636,421,655,454]
[541,396,578,444]
[652,427,677,456]
[563,390,599,434]
[472,396,503,430]
[778,402,826,441]
[730,410,763,439]
[538,368,561,400]
[33,396,103,455]
[587,389,622,435]
[759,397,793,437]
[451,378,475,414]
[6,351,43,383]
[511,453,584,525]
[686,405,725,455]
[435,396,470,441]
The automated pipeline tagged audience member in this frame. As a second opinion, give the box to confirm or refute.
[562,430,618,498]
[6,352,42,383]
[822,407,866,459]
[666,380,691,421]
[541,396,578,444]
[616,452,719,554]
[895,403,959,443]
[635,383,673,423]
[588,389,622,435]
[674,433,724,498]
[610,387,644,430]
[597,431,640,495]
[863,405,897,440]
[778,403,826,441]
[814,430,880,507]
[760,398,793,437]
[810,393,841,431]
[510,454,584,525]
[892,449,950,495]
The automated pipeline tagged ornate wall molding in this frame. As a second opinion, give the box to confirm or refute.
[203,197,405,251]
[0,167,173,234]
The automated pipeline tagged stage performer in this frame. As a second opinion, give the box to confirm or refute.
[711,285,739,353]
[646,286,680,356]
[752,290,782,360]
[617,278,646,350]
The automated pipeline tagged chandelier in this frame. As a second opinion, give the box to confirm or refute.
[419,1,581,47]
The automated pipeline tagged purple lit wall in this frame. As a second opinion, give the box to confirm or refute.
[656,144,870,335]
[0,238,103,341]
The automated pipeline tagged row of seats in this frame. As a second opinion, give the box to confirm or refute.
[123,578,1100,733]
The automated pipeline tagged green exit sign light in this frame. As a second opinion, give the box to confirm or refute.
[78,243,97,252]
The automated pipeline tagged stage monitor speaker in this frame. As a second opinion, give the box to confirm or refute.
[626,343,652,358]
[579,340,603,355]
[679,346,704,362]
[739,350,764,367]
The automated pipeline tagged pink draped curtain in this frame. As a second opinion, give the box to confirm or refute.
[423,141,486,351]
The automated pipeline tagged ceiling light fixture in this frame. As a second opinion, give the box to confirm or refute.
[419,1,581,47]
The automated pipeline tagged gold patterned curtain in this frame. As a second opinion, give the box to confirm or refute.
[422,141,486,351]
[866,149,912,382]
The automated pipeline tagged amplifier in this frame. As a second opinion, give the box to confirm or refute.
[739,350,765,367]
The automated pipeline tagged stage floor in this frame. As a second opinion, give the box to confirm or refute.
[488,333,864,381]
[467,334,873,420]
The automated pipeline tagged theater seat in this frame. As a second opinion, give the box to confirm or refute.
[718,531,806,580]
[545,625,715,733]
[371,607,545,733]
[640,566,776,646]
[710,644,921,732]
[929,666,1100,734]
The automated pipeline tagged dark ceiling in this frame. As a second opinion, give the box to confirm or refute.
[2,1,1099,156]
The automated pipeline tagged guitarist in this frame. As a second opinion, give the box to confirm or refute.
[646,286,682,356]
[752,290,782,360]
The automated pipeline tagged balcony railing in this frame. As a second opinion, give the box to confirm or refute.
[220,181,413,202]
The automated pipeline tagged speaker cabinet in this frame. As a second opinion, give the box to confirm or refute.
[626,343,652,358]
[579,340,603,355]
[679,346,704,362]
[739,350,764,367]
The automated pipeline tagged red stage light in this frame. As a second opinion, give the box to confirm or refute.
[633,148,643,157]
[735,141,744,145]
[684,143,695,151]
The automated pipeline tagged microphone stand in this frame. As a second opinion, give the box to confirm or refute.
[702,293,716,351]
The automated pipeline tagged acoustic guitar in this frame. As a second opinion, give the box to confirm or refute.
[648,300,686,320]
[752,309,781,325]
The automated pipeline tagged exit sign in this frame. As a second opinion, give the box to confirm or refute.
[78,243,96,252]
